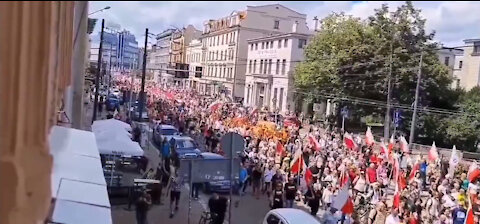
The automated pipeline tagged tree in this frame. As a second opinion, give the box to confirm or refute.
[294,1,455,145]
[445,87,480,151]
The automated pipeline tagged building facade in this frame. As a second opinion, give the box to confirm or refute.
[244,31,311,114]
[453,39,480,90]
[90,29,139,72]
[200,4,310,101]
[437,47,463,89]
[185,39,205,90]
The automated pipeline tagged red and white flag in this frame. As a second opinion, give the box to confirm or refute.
[388,135,395,152]
[308,135,322,151]
[305,166,313,185]
[276,142,285,155]
[392,156,401,208]
[380,142,390,161]
[468,162,480,183]
[332,176,354,215]
[409,162,420,183]
[428,142,439,162]
[208,101,222,112]
[344,132,357,150]
[365,127,375,146]
[290,148,304,174]
[399,136,409,153]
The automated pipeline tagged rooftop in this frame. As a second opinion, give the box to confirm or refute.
[247,32,312,43]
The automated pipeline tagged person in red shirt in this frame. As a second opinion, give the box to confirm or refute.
[366,163,377,184]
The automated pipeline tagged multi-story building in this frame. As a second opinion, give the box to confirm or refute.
[90,29,139,72]
[244,29,312,114]
[185,39,205,90]
[149,26,201,86]
[437,47,463,89]
[169,25,202,87]
[200,4,310,101]
[453,39,480,90]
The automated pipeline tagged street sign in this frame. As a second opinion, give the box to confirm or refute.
[394,110,402,127]
[220,132,245,158]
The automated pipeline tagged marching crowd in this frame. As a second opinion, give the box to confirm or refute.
[113,76,480,224]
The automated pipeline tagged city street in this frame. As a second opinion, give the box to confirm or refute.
[111,131,324,224]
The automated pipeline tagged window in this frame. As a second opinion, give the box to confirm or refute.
[444,56,450,66]
[266,214,280,224]
[281,59,286,75]
[284,39,288,48]
[255,43,258,50]
[459,60,463,69]
[266,42,269,49]
[214,67,217,77]
[298,39,307,48]
[223,67,226,78]
[279,88,284,110]
[261,42,265,49]
[250,44,254,51]
[273,88,278,108]
[274,20,280,29]
[474,42,480,55]
[259,60,263,74]
[224,50,227,60]
[248,60,252,73]
[230,68,233,78]
[247,85,251,104]
[263,59,268,74]
[278,40,282,48]
[253,60,257,73]
[232,32,236,43]
[268,59,272,74]
[270,41,274,49]
[276,59,280,74]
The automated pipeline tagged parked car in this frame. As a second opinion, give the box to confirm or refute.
[263,208,321,224]
[105,96,120,111]
[153,125,180,146]
[172,136,201,159]
[201,152,239,194]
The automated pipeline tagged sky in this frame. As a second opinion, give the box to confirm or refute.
[89,1,480,47]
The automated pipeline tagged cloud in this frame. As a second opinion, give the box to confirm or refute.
[88,1,480,48]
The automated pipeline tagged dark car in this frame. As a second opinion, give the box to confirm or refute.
[105,96,120,111]
[200,152,240,194]
[173,136,202,159]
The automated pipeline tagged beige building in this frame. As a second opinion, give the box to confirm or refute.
[244,31,312,114]
[437,47,463,89]
[199,4,310,101]
[453,39,480,90]
[185,39,205,90]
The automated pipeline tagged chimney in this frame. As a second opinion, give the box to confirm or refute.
[313,16,319,31]
[292,21,298,33]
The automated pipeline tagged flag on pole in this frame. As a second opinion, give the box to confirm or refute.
[305,165,313,185]
[365,127,375,146]
[388,135,395,152]
[449,145,460,169]
[399,136,409,153]
[290,148,304,174]
[428,142,439,162]
[465,193,475,224]
[380,142,390,160]
[409,162,420,183]
[276,142,285,155]
[308,135,322,151]
[344,132,357,150]
[332,176,354,215]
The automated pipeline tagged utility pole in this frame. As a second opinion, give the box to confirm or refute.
[409,52,423,146]
[384,41,394,140]
[92,19,105,123]
[137,28,148,121]
[107,44,113,96]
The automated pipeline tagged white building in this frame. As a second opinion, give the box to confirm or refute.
[185,39,205,90]
[200,4,310,101]
[452,39,480,90]
[436,47,463,89]
[244,30,312,114]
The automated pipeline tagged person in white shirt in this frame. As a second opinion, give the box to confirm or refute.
[385,208,401,224]
[263,165,275,197]
[322,185,333,209]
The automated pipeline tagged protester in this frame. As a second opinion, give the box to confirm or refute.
[135,191,151,224]
[208,193,228,224]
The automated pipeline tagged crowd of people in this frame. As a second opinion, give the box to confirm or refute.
[113,76,480,224]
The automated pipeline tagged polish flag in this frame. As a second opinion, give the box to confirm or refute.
[365,127,375,146]
[388,135,395,152]
[468,163,480,183]
[290,148,304,174]
[332,176,354,215]
[392,183,401,209]
[308,135,322,151]
[305,166,313,185]
[428,142,439,162]
[409,162,420,182]
[380,142,390,160]
[399,136,409,153]
[465,207,475,224]
[344,132,357,150]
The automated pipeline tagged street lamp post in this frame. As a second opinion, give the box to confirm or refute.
[89,6,111,16]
